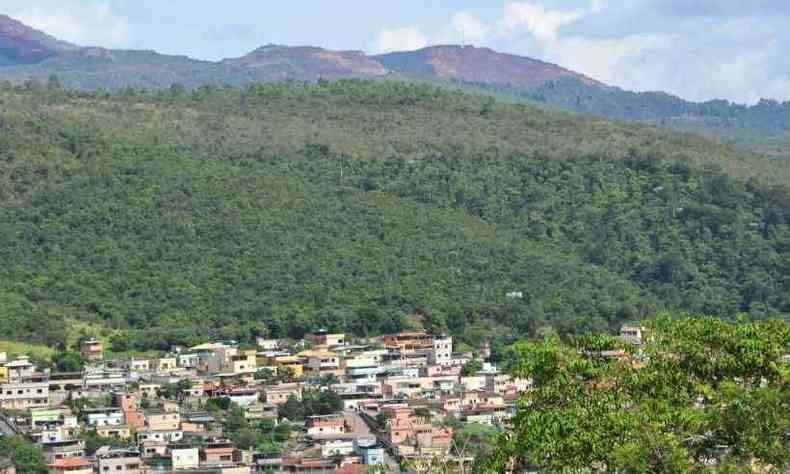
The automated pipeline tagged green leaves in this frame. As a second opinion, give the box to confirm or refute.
[0,436,48,474]
[481,317,790,472]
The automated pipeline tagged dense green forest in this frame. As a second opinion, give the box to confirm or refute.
[0,80,788,351]
[474,77,790,158]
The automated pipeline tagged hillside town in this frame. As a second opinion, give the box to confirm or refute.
[0,324,579,474]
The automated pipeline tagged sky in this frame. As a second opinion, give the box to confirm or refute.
[4,0,789,104]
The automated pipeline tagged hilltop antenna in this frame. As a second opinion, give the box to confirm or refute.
[461,27,466,47]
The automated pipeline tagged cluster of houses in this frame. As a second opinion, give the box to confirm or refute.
[0,328,538,474]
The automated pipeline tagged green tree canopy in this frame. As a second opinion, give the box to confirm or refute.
[0,436,48,474]
[479,316,790,473]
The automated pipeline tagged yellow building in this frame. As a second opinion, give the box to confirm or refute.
[0,366,8,384]
[256,355,305,379]
[230,351,257,375]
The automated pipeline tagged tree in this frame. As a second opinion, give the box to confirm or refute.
[0,436,48,474]
[277,389,343,421]
[413,407,432,420]
[330,451,345,467]
[52,351,84,373]
[255,368,275,382]
[478,316,790,473]
[374,411,391,429]
[276,366,296,383]
[460,358,483,376]
[319,373,339,387]
[277,395,304,421]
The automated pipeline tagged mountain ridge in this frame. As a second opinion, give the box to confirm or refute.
[0,14,789,157]
[0,14,77,65]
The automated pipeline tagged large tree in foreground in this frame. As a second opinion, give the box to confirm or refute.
[0,436,48,474]
[478,316,790,473]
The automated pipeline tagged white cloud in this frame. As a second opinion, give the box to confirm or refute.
[544,34,668,85]
[371,26,429,54]
[499,2,587,44]
[9,1,129,47]
[446,11,491,45]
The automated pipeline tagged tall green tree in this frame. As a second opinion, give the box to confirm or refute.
[479,316,790,473]
[0,436,48,474]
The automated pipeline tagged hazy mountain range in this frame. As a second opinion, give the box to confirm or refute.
[2,13,789,157]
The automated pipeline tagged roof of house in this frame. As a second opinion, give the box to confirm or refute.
[334,465,367,474]
[49,457,93,468]
[205,447,234,454]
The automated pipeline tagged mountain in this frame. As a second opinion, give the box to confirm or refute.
[375,45,600,88]
[1,80,788,352]
[222,44,387,80]
[1,13,788,159]
[0,14,77,65]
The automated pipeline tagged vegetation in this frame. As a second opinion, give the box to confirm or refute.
[479,77,790,158]
[277,389,343,421]
[222,405,291,452]
[82,431,128,455]
[0,80,788,353]
[0,436,48,474]
[51,351,84,372]
[478,316,790,473]
[460,359,484,376]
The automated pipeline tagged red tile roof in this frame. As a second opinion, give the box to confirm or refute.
[49,457,92,468]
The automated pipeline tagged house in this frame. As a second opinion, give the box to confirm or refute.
[137,429,184,444]
[318,438,355,457]
[383,332,434,352]
[4,356,35,380]
[459,376,487,391]
[137,384,161,399]
[230,351,257,375]
[139,439,168,459]
[171,447,199,469]
[265,355,305,379]
[306,330,346,347]
[48,457,92,474]
[354,438,385,466]
[0,378,49,410]
[177,353,200,369]
[191,342,238,373]
[204,444,237,466]
[95,425,132,440]
[428,336,453,366]
[95,448,143,474]
[41,439,85,463]
[306,414,346,436]
[82,367,125,391]
[80,338,104,362]
[112,392,145,430]
[301,349,343,377]
[154,356,178,373]
[126,358,151,373]
[340,349,387,370]
[144,410,180,431]
[0,366,7,384]
[257,338,280,351]
[83,407,124,427]
[620,325,644,345]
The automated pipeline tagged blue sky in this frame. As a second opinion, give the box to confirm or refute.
[5,1,789,104]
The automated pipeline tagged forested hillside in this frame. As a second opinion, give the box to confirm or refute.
[1,80,788,352]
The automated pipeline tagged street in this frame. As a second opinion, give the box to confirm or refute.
[345,409,401,473]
